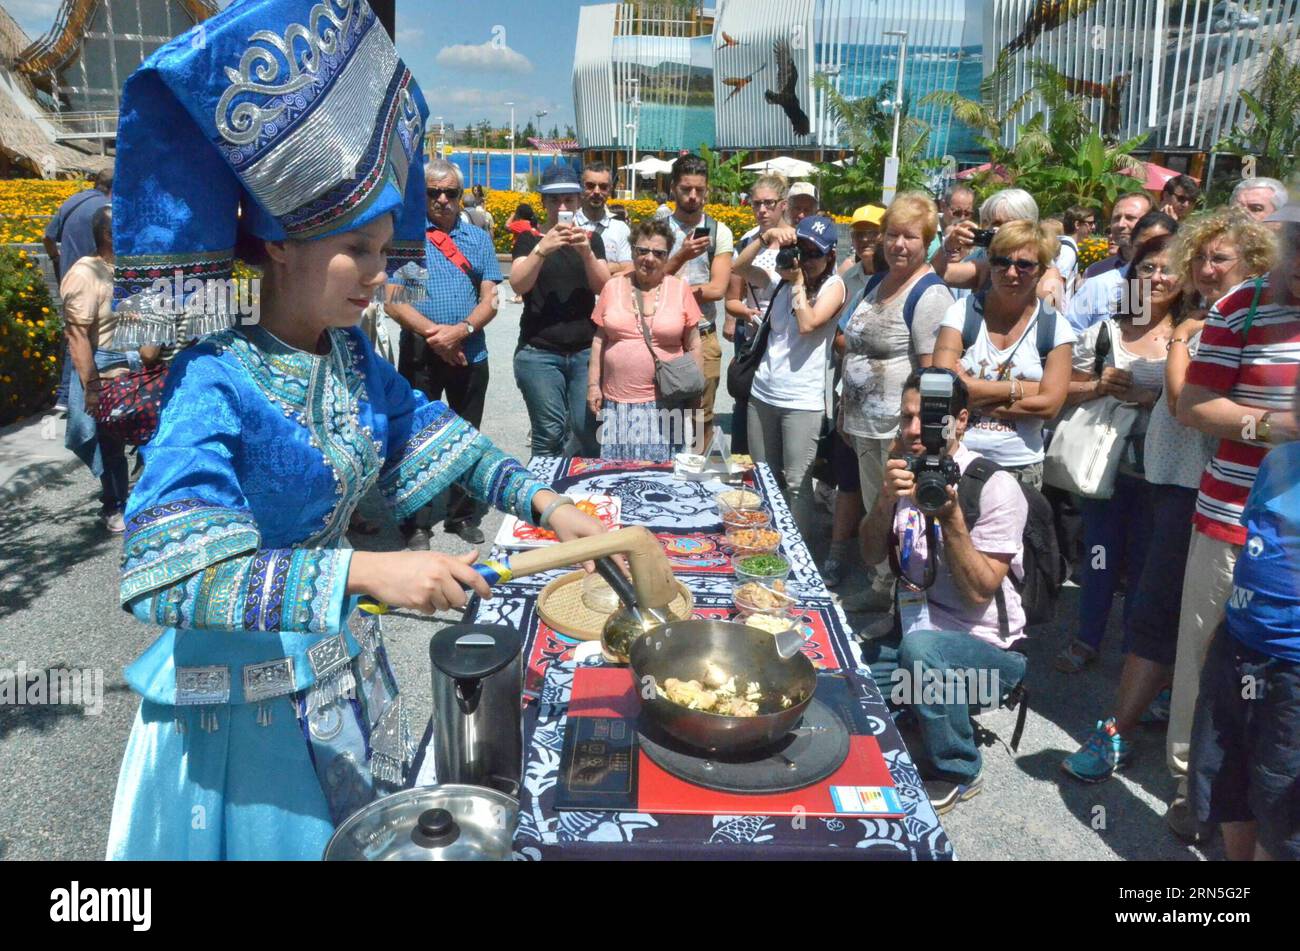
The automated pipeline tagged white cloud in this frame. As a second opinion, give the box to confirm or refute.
[396,28,425,45]
[435,41,533,75]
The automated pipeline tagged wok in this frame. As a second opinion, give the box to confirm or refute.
[628,619,816,755]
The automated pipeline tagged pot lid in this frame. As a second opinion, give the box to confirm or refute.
[429,624,522,682]
[323,784,518,861]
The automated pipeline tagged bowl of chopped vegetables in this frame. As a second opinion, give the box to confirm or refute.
[721,508,772,533]
[723,527,782,557]
[732,552,791,587]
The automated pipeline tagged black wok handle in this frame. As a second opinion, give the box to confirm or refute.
[594,557,641,616]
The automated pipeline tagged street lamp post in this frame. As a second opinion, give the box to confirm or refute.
[506,101,516,192]
[534,109,548,182]
[882,30,909,207]
[626,78,641,201]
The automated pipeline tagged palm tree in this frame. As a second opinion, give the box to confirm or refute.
[813,77,937,208]
[1216,42,1300,182]
[923,59,1144,206]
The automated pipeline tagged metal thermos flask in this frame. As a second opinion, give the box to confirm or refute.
[428,624,524,796]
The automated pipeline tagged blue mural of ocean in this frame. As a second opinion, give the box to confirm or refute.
[636,101,716,152]
[822,44,985,160]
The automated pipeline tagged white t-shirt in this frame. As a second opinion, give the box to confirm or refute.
[575,208,632,264]
[940,298,1077,467]
[667,214,735,326]
[751,274,846,412]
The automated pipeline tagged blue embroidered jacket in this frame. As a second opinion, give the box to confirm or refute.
[118,324,545,705]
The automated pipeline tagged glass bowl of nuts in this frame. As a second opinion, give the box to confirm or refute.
[723,526,782,557]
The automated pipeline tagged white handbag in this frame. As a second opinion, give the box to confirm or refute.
[1043,395,1140,499]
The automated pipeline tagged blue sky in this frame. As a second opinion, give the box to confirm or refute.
[5,0,585,132]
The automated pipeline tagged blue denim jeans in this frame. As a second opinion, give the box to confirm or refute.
[861,628,1028,784]
[513,345,598,457]
[1077,473,1154,653]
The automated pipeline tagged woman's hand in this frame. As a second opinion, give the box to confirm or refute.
[349,550,491,613]
[587,385,603,417]
[1097,366,1133,398]
[764,226,797,248]
[548,500,620,574]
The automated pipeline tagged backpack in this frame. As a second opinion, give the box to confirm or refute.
[842,269,948,333]
[959,292,1060,365]
[957,456,1063,633]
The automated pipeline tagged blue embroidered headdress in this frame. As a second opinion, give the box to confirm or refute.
[112,0,428,347]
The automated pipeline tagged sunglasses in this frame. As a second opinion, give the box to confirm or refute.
[990,256,1040,273]
[633,245,669,260]
[427,187,462,200]
[752,198,781,209]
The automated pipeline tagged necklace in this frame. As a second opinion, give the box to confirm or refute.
[631,278,662,320]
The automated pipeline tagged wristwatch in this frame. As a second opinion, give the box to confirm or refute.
[1257,411,1273,443]
[461,320,476,337]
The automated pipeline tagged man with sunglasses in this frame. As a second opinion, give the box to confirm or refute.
[386,159,503,547]
[575,162,633,277]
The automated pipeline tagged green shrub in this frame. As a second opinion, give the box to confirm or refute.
[0,246,61,425]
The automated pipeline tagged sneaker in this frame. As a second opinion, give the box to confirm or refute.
[1165,796,1205,843]
[445,522,485,545]
[813,480,835,513]
[1139,687,1172,726]
[1053,638,1097,674]
[1061,717,1132,782]
[102,511,125,534]
[925,774,984,815]
[839,586,894,614]
[855,613,896,642]
[822,556,845,588]
[406,527,431,551]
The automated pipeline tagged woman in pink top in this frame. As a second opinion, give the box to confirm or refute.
[588,219,704,459]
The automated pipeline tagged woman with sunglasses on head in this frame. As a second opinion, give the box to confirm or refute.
[1053,232,1184,674]
[1061,212,1279,781]
[932,221,1076,489]
[747,215,847,539]
[588,219,704,459]
[725,173,790,453]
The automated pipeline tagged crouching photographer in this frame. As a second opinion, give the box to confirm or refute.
[858,367,1030,814]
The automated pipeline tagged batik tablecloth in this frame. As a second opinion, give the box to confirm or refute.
[411,458,953,861]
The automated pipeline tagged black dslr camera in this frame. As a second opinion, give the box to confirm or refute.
[774,244,802,270]
[971,227,998,247]
[906,370,962,514]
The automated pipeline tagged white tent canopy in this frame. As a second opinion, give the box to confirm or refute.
[743,155,818,178]
[619,156,675,178]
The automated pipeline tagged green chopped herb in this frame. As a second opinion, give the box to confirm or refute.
[737,554,789,576]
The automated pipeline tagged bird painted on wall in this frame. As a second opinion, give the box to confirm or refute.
[717,31,741,51]
[722,63,766,102]
[765,39,810,136]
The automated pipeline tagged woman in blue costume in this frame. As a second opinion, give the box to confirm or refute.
[105,0,607,860]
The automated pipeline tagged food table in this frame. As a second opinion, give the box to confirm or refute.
[410,458,953,861]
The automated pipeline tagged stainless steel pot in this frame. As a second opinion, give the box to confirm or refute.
[322,784,518,861]
[629,619,816,755]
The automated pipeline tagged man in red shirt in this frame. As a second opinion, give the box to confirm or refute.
[1171,207,1300,840]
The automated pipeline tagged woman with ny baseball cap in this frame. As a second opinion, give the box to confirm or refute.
[746,214,846,539]
[106,0,607,860]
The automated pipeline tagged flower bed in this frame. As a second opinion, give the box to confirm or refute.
[0,179,88,244]
[0,246,61,425]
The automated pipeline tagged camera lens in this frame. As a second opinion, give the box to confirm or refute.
[915,471,951,515]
